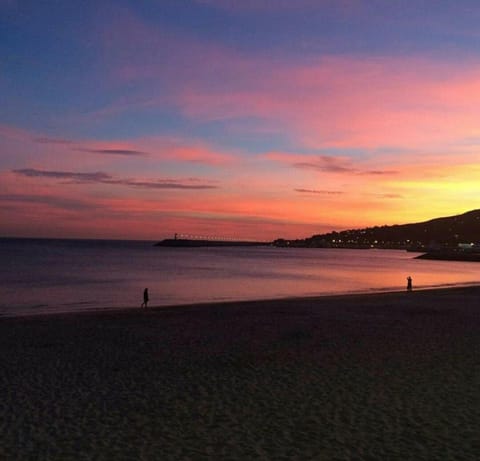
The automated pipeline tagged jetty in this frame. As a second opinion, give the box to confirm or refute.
[155,234,271,247]
[416,250,480,262]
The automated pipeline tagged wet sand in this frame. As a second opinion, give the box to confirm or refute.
[1,287,479,460]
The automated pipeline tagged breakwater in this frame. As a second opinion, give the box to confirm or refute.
[154,238,271,248]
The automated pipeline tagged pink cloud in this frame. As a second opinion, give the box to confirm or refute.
[0,124,35,142]
[165,143,235,166]
[0,123,236,169]
[89,10,480,153]
[86,136,238,166]
[173,56,480,150]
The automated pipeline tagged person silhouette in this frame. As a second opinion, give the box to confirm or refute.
[406,276,412,291]
[141,288,149,308]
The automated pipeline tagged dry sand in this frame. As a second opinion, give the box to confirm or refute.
[1,287,480,460]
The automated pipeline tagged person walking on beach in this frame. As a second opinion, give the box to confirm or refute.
[141,288,149,308]
[407,276,413,292]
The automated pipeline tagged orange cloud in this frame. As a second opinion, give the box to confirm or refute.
[3,156,479,241]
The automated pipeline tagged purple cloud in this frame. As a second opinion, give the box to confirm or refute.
[73,148,149,156]
[13,169,109,181]
[13,168,218,190]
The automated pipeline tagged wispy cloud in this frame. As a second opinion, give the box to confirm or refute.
[293,156,355,173]
[33,137,73,145]
[103,178,218,190]
[295,188,343,195]
[360,170,398,175]
[1,122,236,170]
[0,193,95,211]
[265,152,354,172]
[13,168,218,190]
[0,124,34,142]
[73,147,148,156]
[378,193,403,199]
[71,138,235,166]
[14,168,110,182]
[265,152,396,175]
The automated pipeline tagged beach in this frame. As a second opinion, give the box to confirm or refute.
[1,287,479,460]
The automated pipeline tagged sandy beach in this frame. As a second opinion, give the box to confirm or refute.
[1,286,479,460]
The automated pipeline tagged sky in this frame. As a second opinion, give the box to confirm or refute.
[1,0,480,241]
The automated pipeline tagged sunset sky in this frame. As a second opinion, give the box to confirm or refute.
[2,0,480,240]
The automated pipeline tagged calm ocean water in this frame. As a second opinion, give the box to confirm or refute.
[1,238,479,317]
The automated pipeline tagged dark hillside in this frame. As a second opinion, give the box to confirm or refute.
[274,210,480,249]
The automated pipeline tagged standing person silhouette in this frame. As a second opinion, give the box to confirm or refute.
[141,288,149,308]
[407,276,413,291]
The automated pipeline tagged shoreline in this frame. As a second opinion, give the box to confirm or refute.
[2,282,480,321]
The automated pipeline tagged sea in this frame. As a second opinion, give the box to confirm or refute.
[1,238,480,318]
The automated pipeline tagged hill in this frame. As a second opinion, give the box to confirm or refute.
[274,209,480,250]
